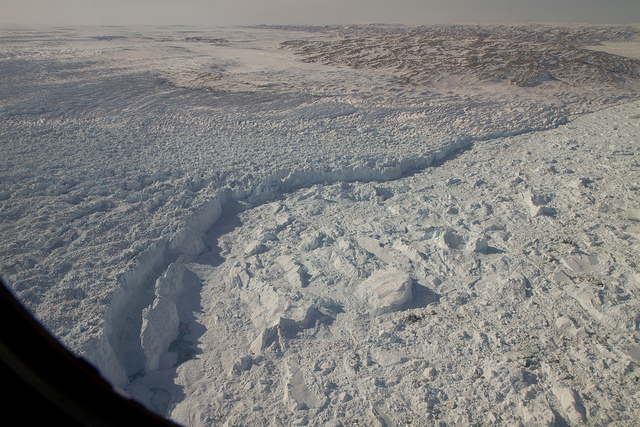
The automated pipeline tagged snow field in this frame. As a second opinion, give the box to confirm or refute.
[124,100,640,426]
[1,25,581,356]
[1,24,640,426]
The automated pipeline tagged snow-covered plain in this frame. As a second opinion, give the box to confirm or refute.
[1,23,640,425]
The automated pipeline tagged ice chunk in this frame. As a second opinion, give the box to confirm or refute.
[140,297,180,373]
[168,226,205,256]
[555,316,575,331]
[275,303,320,331]
[435,230,465,250]
[553,270,574,285]
[283,360,321,410]
[231,355,253,375]
[250,326,279,354]
[562,254,599,274]
[140,263,200,372]
[467,236,489,254]
[357,269,413,313]
[555,316,588,339]
[244,240,267,256]
[374,349,408,367]
[276,255,308,287]
[523,191,556,217]
[228,266,251,288]
[552,387,586,424]
[521,395,555,426]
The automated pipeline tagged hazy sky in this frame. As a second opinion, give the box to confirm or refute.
[1,0,639,26]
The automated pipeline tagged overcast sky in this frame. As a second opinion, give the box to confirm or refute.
[2,0,639,26]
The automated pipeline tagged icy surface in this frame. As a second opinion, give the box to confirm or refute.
[1,24,640,425]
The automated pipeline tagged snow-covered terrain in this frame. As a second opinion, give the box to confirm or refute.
[1,23,640,425]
